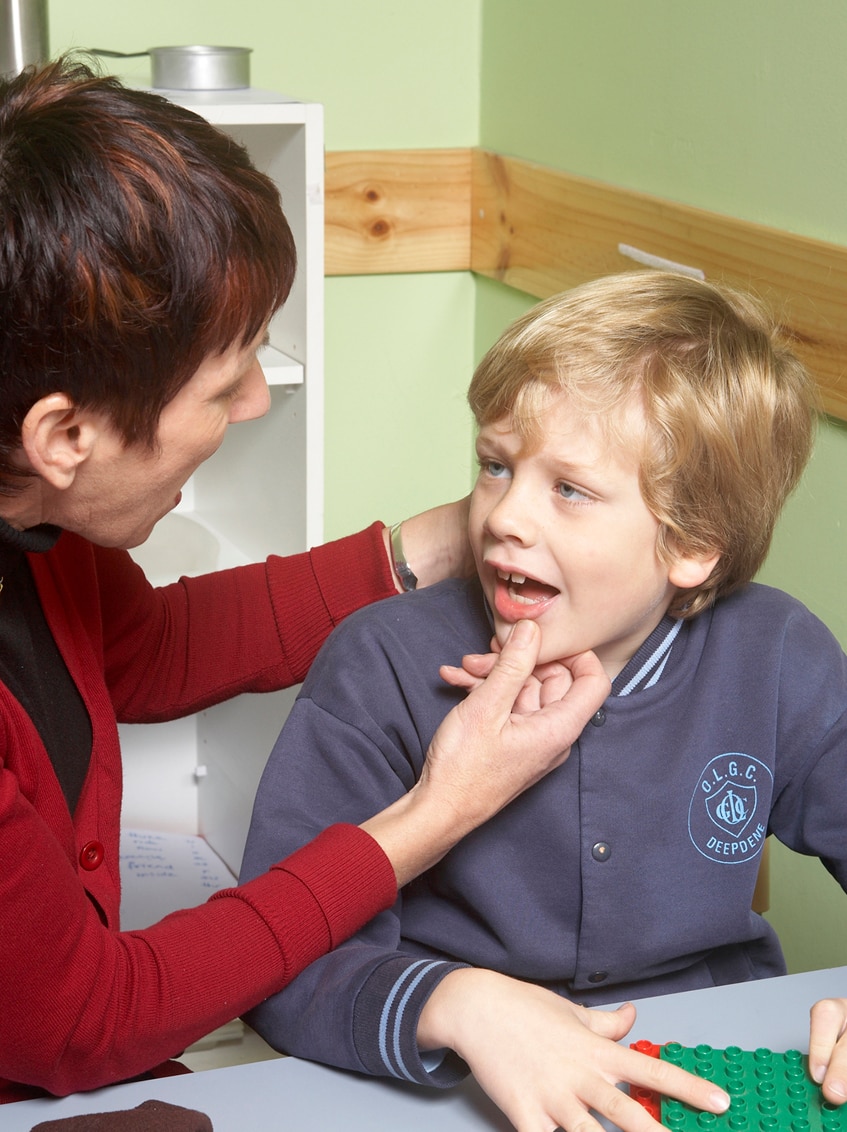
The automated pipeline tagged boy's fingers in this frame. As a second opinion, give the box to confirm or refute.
[810,999,847,1098]
[823,1070,847,1106]
[615,1013,728,1117]
[643,1057,730,1115]
[573,1001,637,1042]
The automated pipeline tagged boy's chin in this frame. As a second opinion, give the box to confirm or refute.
[494,622,563,665]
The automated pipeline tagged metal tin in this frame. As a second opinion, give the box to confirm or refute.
[149,46,251,91]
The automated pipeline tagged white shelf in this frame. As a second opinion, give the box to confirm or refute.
[119,89,324,875]
[259,343,302,386]
[145,86,306,118]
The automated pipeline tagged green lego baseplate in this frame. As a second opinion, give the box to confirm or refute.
[630,1040,847,1132]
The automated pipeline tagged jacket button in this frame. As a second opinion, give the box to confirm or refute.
[588,971,609,984]
[590,709,606,727]
[79,840,105,871]
[592,841,611,862]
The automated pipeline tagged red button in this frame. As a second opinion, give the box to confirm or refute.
[79,840,105,871]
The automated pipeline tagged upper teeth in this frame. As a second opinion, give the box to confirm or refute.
[498,570,526,585]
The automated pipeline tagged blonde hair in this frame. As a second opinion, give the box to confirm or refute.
[468,272,819,618]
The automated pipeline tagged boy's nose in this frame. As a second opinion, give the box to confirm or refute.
[484,486,537,545]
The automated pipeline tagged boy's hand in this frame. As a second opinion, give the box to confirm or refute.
[810,998,847,1103]
[418,969,730,1132]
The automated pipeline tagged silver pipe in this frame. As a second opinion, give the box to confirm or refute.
[0,0,49,77]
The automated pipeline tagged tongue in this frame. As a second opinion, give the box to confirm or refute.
[514,578,559,601]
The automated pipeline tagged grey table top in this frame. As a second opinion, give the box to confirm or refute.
[6,967,845,1131]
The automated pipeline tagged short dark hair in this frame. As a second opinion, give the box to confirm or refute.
[0,57,296,489]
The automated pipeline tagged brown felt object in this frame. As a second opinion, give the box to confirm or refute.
[29,1097,213,1131]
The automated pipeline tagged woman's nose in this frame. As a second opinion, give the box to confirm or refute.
[230,358,271,423]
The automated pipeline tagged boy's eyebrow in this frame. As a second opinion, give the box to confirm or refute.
[479,430,620,486]
[475,425,518,449]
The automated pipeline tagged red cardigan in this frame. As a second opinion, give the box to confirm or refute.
[0,523,398,1103]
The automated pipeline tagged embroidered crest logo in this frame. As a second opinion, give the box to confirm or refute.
[688,753,772,864]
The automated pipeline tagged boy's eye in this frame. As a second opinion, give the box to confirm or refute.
[557,480,590,502]
[481,459,510,478]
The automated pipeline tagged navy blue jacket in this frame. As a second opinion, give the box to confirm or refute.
[241,579,847,1087]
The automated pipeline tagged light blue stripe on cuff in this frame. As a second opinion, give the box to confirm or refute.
[378,959,447,1081]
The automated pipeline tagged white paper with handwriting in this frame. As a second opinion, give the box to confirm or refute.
[120,828,238,930]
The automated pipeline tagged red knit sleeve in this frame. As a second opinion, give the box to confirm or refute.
[80,522,395,720]
[264,521,397,684]
[0,764,396,1101]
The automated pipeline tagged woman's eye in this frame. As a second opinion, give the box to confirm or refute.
[221,381,244,404]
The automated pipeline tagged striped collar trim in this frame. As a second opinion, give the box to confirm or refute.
[611,615,684,697]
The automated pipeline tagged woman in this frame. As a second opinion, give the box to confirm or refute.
[0,59,609,1103]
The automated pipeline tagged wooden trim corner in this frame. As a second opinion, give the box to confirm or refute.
[325,146,847,422]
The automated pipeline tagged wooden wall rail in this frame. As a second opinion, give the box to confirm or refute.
[325,148,847,422]
[325,149,472,276]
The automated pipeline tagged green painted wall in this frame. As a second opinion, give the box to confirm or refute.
[324,273,476,536]
[480,0,847,973]
[480,0,847,242]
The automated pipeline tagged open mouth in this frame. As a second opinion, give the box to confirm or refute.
[496,568,560,607]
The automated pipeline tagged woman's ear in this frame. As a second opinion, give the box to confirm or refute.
[667,547,721,591]
[20,394,100,489]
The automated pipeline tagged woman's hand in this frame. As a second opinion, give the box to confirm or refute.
[419,969,730,1132]
[361,620,609,887]
[810,998,847,1103]
[441,638,578,713]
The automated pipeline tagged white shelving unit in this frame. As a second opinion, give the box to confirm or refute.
[119,89,324,878]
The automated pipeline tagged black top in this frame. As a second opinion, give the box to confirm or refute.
[0,516,92,813]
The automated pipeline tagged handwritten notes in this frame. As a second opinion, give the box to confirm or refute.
[120,828,237,930]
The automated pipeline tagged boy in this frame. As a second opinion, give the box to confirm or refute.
[240,272,847,1132]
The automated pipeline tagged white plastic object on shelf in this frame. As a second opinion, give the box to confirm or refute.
[258,343,303,386]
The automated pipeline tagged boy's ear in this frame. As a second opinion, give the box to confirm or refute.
[667,547,721,591]
[20,394,101,489]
